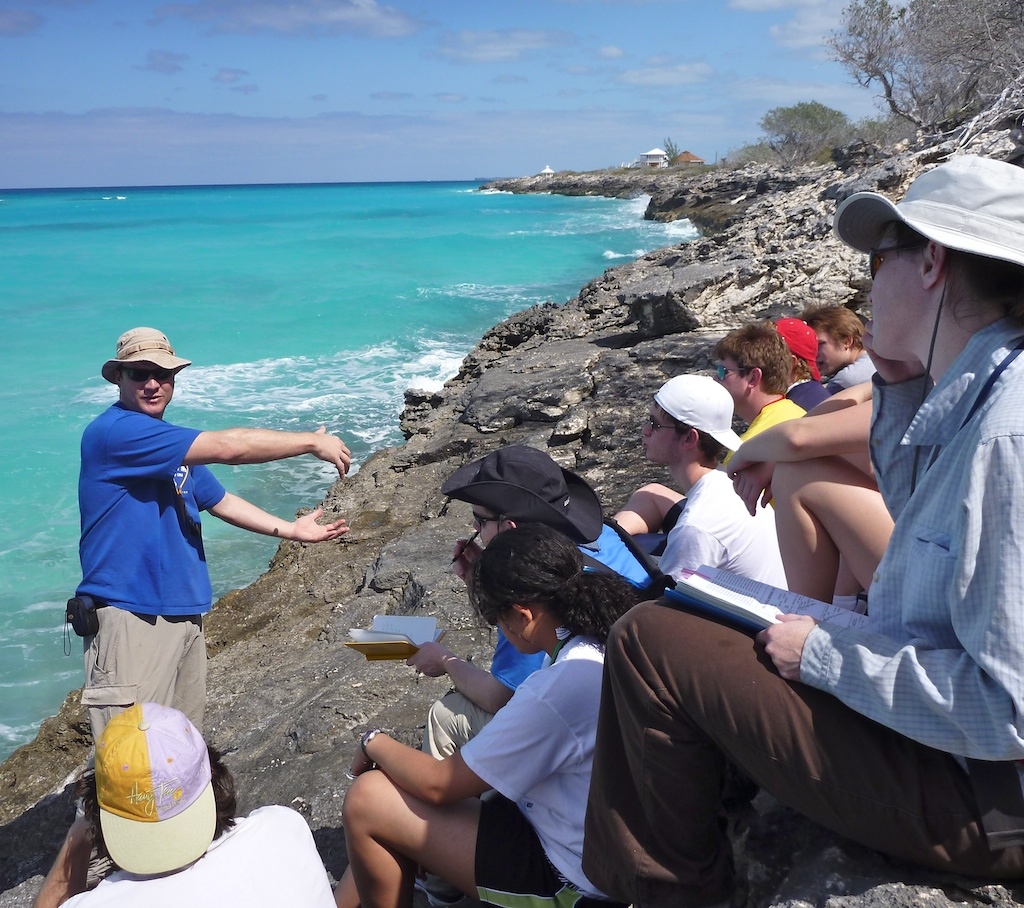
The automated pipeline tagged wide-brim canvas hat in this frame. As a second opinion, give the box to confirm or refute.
[101,327,192,383]
[834,155,1024,268]
[775,317,821,380]
[441,445,604,544]
[96,702,216,875]
[654,374,743,451]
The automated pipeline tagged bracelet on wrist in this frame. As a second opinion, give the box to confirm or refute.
[360,727,383,759]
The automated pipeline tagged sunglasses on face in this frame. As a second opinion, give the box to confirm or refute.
[868,242,925,279]
[715,364,747,381]
[122,366,175,383]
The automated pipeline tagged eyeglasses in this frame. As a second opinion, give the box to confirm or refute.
[644,415,678,432]
[123,366,175,383]
[472,512,504,529]
[868,243,925,279]
[715,364,748,381]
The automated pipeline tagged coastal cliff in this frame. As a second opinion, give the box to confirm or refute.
[3,126,1024,907]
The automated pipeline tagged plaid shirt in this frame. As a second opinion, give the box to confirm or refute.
[802,318,1024,761]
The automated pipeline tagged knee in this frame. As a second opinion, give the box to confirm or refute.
[342,770,393,836]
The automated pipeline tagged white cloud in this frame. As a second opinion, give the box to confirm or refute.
[151,0,425,39]
[437,29,574,64]
[136,49,191,74]
[768,3,844,52]
[620,60,712,87]
[0,8,43,36]
[212,67,248,83]
[434,92,467,103]
[599,45,624,59]
[371,90,413,100]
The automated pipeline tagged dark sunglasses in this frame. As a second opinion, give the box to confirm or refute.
[868,242,925,279]
[122,366,175,383]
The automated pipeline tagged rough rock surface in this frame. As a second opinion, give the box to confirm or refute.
[4,129,1024,908]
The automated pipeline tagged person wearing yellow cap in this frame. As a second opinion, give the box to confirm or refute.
[33,702,335,907]
[74,327,352,743]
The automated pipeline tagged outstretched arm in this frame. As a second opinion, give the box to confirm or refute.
[33,817,93,908]
[185,425,351,477]
[208,492,348,542]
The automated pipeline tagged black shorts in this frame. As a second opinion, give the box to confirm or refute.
[474,793,625,908]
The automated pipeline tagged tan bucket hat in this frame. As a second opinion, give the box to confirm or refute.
[101,327,192,383]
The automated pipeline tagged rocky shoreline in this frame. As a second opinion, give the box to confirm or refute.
[4,127,1024,907]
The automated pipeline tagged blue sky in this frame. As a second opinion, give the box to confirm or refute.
[0,0,881,188]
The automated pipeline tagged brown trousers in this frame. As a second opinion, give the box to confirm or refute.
[582,602,1024,908]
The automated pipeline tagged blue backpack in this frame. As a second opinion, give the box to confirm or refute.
[578,519,672,596]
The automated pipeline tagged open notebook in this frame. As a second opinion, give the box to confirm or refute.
[345,615,446,660]
[666,566,870,633]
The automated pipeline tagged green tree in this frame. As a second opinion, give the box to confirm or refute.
[760,102,851,164]
[662,137,682,163]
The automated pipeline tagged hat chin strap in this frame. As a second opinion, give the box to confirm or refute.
[909,278,947,494]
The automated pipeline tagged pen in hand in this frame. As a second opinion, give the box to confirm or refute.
[451,529,479,564]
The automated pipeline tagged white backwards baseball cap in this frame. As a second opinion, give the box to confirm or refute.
[654,374,743,451]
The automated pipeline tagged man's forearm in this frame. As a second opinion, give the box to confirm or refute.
[184,426,350,476]
[186,428,319,465]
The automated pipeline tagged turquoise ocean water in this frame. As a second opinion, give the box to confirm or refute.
[0,180,697,761]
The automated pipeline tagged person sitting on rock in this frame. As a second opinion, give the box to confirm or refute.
[33,702,335,908]
[408,444,654,762]
[800,303,876,394]
[775,316,830,410]
[335,524,635,908]
[727,381,892,606]
[583,154,1024,907]
[614,375,786,586]
[712,321,806,463]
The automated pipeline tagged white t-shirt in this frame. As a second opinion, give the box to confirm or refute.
[66,805,336,907]
[461,636,605,899]
[659,469,787,587]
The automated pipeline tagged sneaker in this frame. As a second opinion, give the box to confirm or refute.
[414,873,464,907]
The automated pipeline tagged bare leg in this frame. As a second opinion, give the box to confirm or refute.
[833,556,863,598]
[336,770,481,908]
[772,457,893,602]
[615,483,684,535]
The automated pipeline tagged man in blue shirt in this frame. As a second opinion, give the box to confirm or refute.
[77,327,351,741]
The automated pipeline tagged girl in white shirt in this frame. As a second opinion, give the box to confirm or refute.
[333,524,635,908]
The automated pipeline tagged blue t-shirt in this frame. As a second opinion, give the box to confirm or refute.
[77,403,226,616]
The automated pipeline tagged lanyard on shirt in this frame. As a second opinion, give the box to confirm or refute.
[959,335,1024,431]
[912,335,1024,492]
[550,634,575,664]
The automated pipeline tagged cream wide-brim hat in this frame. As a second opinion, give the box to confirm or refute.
[834,155,1024,267]
[101,327,192,383]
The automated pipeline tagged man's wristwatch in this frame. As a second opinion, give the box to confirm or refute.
[360,727,383,760]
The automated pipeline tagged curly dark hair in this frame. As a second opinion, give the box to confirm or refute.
[76,744,238,869]
[469,524,637,644]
